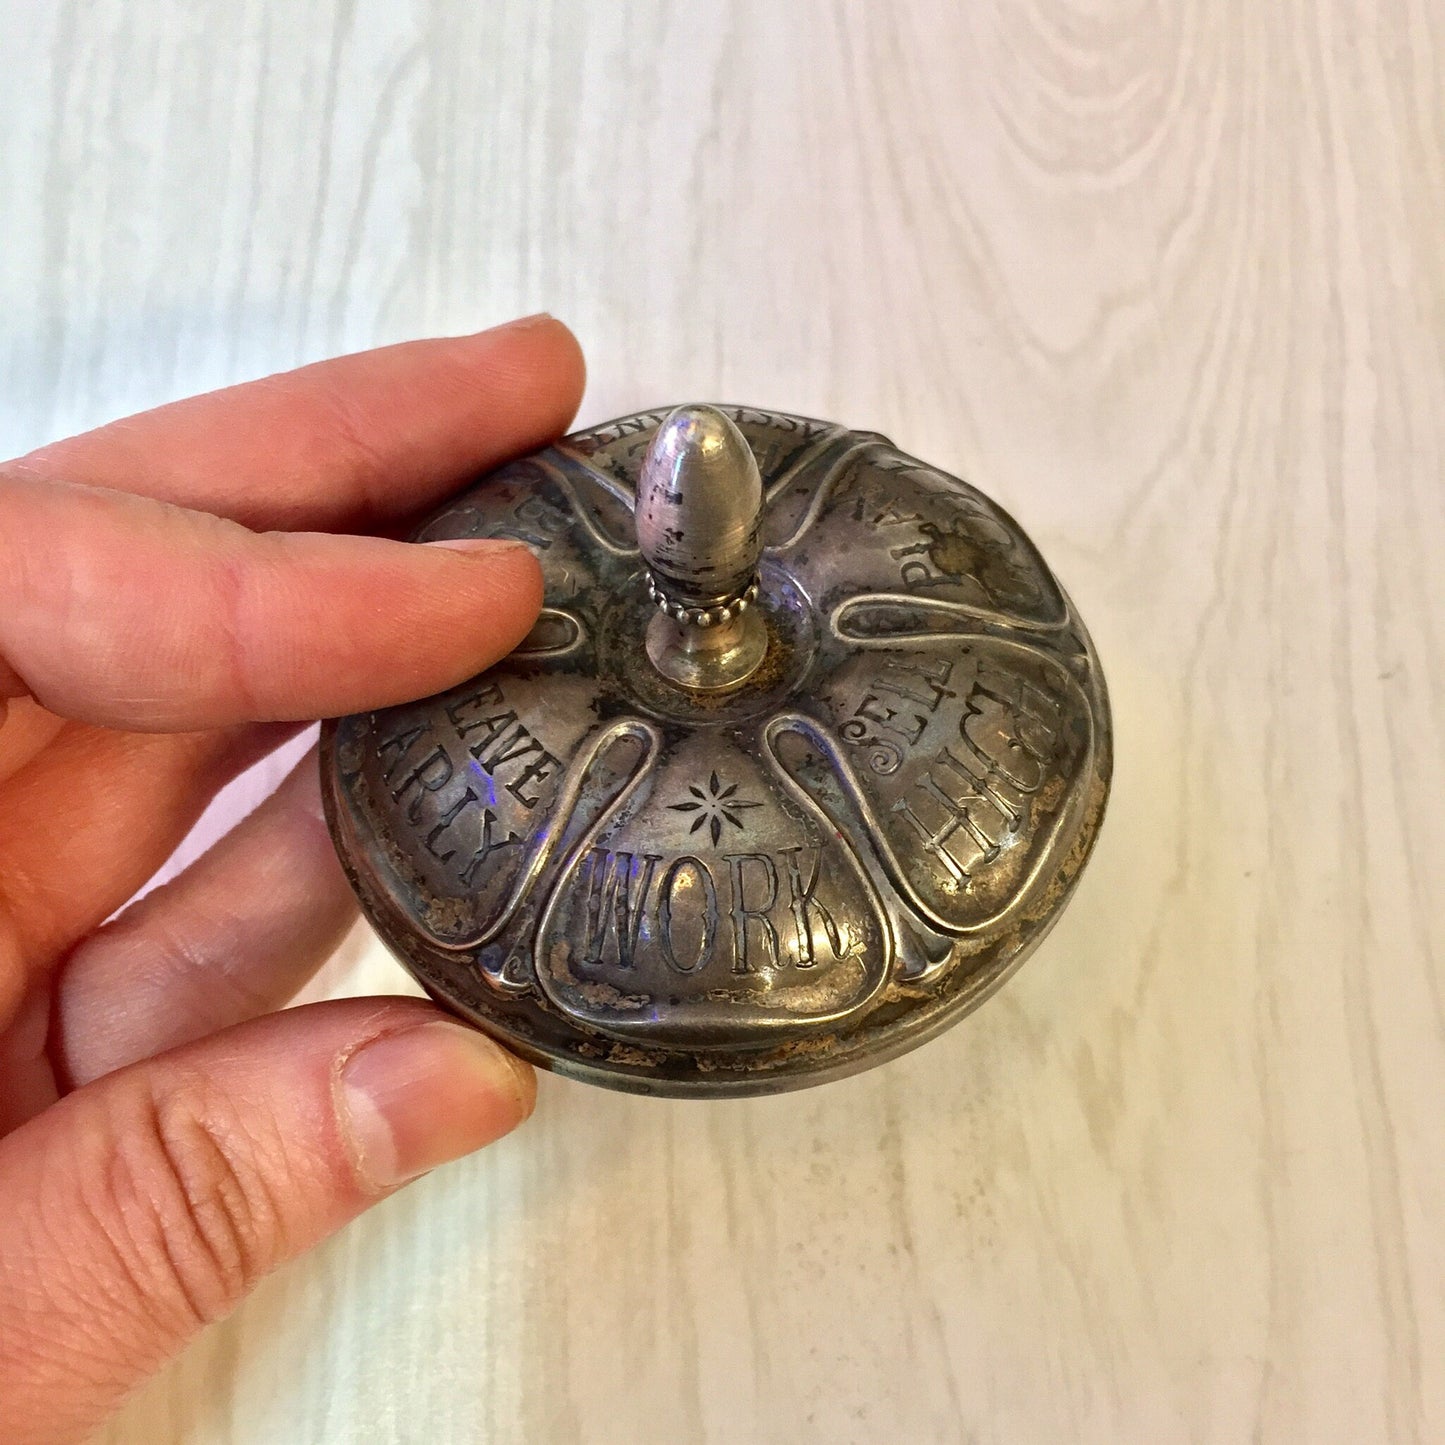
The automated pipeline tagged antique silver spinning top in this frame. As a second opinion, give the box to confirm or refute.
[321,405,1111,1096]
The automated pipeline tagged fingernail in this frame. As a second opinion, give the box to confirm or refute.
[457,313,558,342]
[339,1020,535,1190]
[423,537,534,558]
[496,311,556,332]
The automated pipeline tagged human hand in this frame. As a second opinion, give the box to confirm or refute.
[0,316,586,1445]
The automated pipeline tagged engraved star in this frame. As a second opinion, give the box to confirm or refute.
[668,770,763,847]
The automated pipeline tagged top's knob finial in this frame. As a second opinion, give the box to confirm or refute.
[636,405,763,611]
[635,406,769,691]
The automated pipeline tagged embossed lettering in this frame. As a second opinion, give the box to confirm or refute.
[842,654,957,774]
[780,846,853,966]
[486,494,570,551]
[424,786,479,863]
[391,746,454,826]
[377,723,427,783]
[579,849,660,969]
[570,845,851,977]
[724,852,780,974]
[892,743,1024,885]
[462,709,519,758]
[873,500,925,527]
[960,674,1061,793]
[875,654,956,712]
[935,746,1022,837]
[505,749,560,808]
[891,791,972,884]
[656,856,718,974]
[477,723,534,769]
[890,537,944,591]
[856,692,927,746]
[447,682,560,809]
[458,809,524,887]
[445,684,505,738]
[839,719,905,775]
[473,724,560,809]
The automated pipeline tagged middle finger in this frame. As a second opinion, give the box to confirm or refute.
[53,751,364,1089]
[0,719,299,990]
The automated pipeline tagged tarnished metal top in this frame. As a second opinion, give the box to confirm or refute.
[320,405,1111,1096]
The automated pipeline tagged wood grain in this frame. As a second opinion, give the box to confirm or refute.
[3,0,1442,1439]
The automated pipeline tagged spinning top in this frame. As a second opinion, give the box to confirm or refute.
[321,406,1111,1096]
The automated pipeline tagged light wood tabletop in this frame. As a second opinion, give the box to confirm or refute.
[3,2,1442,1441]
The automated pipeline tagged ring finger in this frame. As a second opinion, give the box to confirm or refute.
[0,719,300,1030]
[53,750,366,1090]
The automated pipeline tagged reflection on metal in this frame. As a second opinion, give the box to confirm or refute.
[321,405,1112,1096]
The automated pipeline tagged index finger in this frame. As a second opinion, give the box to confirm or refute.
[5,315,586,533]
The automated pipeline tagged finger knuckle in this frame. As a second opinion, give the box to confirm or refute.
[207,543,263,718]
[310,383,395,527]
[97,1077,282,1333]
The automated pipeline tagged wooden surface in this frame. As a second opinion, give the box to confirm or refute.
[4,1,1443,1440]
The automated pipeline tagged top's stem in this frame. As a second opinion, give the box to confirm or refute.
[635,406,768,691]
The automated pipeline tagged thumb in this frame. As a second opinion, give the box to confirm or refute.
[0,999,534,1445]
